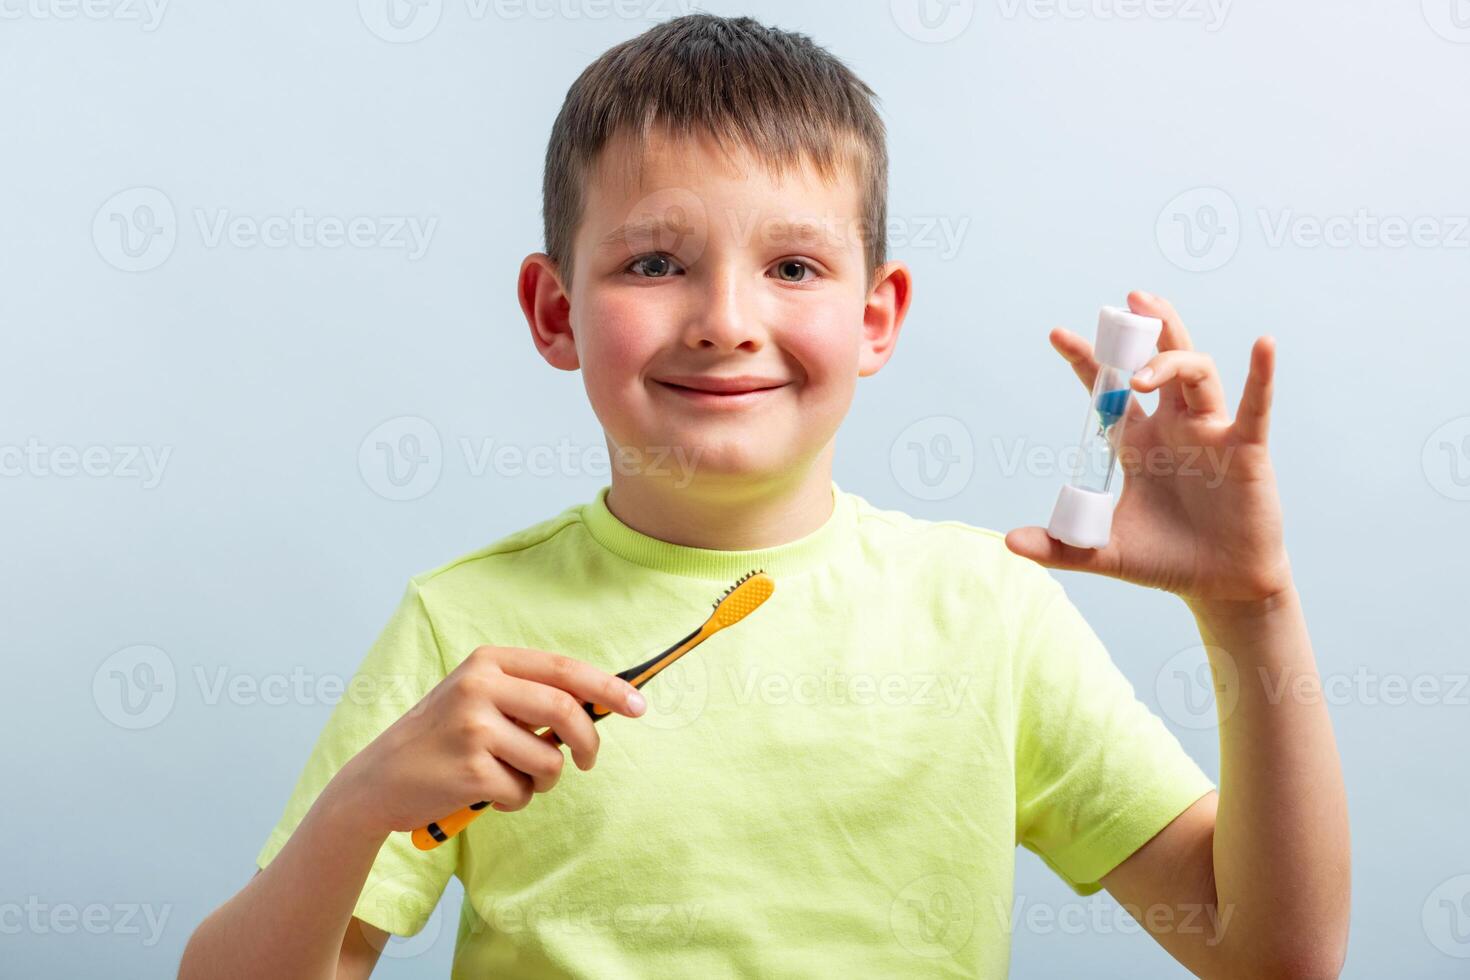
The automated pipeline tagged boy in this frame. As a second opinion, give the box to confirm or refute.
[181,13,1349,978]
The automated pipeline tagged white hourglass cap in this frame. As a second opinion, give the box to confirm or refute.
[1094,306,1162,373]
[1047,483,1115,549]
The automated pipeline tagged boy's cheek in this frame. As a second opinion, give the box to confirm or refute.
[572,300,658,367]
[779,309,864,383]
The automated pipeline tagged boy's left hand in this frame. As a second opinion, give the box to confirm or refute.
[1005,290,1294,609]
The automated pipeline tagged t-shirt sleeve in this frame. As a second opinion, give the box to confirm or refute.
[1011,563,1216,897]
[255,579,458,936]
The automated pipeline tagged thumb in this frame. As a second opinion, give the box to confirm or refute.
[1004,526,1118,576]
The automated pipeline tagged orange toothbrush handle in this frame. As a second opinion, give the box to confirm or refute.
[411,727,566,850]
[411,802,490,850]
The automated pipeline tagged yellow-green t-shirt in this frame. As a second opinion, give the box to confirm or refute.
[256,481,1214,977]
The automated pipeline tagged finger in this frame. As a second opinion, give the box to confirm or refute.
[491,673,600,771]
[482,759,534,813]
[485,714,569,789]
[1127,290,1194,352]
[1132,350,1227,418]
[1051,328,1148,423]
[496,648,646,719]
[1233,335,1276,445]
[1004,526,1121,578]
[1051,326,1098,391]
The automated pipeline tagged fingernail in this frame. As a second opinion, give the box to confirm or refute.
[627,690,646,714]
[1136,290,1156,303]
[1133,367,1153,385]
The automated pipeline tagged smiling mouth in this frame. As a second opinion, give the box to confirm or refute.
[655,381,787,396]
[652,376,792,398]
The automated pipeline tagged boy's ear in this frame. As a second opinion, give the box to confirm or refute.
[519,252,579,371]
[858,260,913,378]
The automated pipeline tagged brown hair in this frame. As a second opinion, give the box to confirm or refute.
[541,13,888,287]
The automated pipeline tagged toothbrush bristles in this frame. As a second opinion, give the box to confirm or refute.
[712,568,763,608]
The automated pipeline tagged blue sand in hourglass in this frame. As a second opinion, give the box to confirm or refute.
[1095,388,1131,429]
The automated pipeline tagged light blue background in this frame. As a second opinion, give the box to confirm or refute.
[3,1,1467,976]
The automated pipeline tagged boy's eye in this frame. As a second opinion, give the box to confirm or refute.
[626,254,683,278]
[771,259,815,283]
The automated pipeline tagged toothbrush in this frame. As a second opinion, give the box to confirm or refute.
[411,569,775,851]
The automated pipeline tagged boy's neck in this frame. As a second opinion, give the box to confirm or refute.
[602,451,837,552]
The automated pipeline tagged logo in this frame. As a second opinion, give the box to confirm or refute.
[891,873,975,956]
[1155,644,1238,729]
[358,871,445,958]
[93,645,177,730]
[1424,874,1470,957]
[359,416,443,501]
[890,0,975,43]
[1155,187,1240,272]
[1423,0,1470,42]
[1423,416,1470,501]
[635,657,709,732]
[617,186,710,271]
[359,0,443,42]
[890,415,974,501]
[93,187,176,272]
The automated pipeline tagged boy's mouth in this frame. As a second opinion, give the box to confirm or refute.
[652,374,791,405]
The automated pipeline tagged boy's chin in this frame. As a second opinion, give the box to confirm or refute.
[611,432,793,486]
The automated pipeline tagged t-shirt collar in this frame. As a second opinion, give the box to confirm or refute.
[581,480,854,581]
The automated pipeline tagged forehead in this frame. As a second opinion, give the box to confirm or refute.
[581,127,862,225]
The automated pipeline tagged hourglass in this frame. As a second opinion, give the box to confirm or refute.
[1046,306,1162,549]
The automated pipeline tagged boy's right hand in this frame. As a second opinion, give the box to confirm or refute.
[329,646,647,836]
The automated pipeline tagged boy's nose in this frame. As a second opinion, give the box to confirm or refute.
[684,269,763,352]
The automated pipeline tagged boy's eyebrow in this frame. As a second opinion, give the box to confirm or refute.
[596,215,690,249]
[597,213,841,251]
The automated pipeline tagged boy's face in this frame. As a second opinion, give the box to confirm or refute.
[522,129,910,489]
